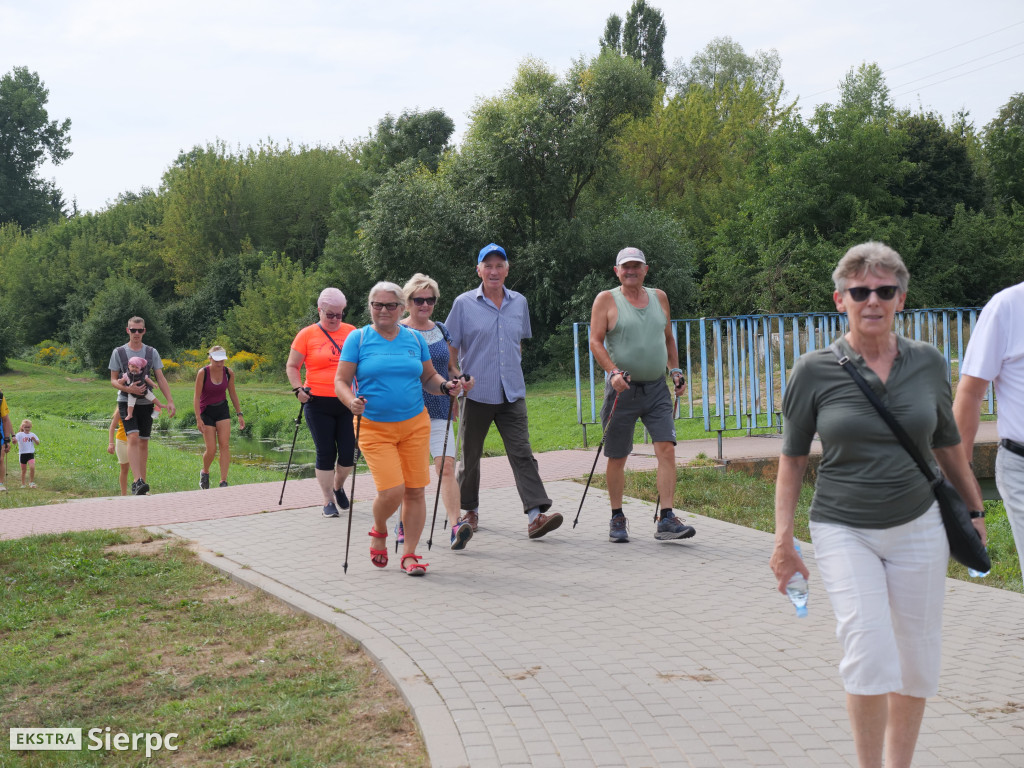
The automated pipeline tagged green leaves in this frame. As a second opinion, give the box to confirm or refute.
[0,66,72,229]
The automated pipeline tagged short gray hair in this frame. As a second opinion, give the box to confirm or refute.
[833,241,910,294]
[317,287,347,309]
[368,281,405,307]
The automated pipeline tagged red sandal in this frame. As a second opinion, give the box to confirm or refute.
[368,528,388,568]
[400,553,429,576]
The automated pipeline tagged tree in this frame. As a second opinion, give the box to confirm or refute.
[220,254,322,371]
[158,142,249,292]
[838,62,893,122]
[464,51,657,237]
[0,67,72,229]
[359,109,455,174]
[616,70,792,244]
[622,0,667,81]
[74,277,170,374]
[896,112,985,219]
[601,2,667,80]
[669,36,783,97]
[983,92,1024,210]
[599,14,623,53]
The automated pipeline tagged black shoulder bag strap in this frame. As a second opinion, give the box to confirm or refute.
[828,343,939,486]
[317,323,344,356]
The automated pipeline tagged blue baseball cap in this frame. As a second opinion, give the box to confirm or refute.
[478,243,507,262]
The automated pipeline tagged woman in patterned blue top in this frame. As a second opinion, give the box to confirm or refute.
[400,273,476,550]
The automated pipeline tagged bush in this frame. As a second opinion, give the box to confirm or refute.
[73,277,173,375]
[221,253,320,373]
[228,350,265,372]
[32,341,83,372]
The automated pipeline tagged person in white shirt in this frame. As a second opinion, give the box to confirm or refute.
[953,280,1024,562]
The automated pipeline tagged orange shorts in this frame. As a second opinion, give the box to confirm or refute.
[358,411,431,491]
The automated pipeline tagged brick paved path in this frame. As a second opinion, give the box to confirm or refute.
[2,425,1020,767]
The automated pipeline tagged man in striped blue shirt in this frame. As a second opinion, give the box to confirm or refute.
[445,243,561,539]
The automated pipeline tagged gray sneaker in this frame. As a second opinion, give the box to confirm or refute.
[322,502,340,518]
[609,515,630,543]
[450,520,473,550]
[200,472,210,490]
[655,512,695,540]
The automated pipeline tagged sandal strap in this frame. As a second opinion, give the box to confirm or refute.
[400,553,429,569]
[368,528,387,539]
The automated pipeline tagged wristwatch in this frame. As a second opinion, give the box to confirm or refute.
[969,510,986,519]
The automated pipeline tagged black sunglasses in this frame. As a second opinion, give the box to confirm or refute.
[846,285,900,302]
[128,328,146,334]
[321,311,344,320]
[411,296,437,306]
[370,302,401,311]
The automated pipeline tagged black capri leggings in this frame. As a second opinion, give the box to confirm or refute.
[303,395,355,471]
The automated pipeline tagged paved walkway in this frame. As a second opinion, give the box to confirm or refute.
[2,424,1021,767]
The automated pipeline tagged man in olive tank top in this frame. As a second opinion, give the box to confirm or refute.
[588,247,695,543]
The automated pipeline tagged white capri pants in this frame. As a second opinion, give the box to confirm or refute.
[810,503,948,698]
[429,418,457,462]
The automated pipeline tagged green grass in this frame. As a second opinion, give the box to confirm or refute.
[0,529,428,766]
[595,465,1022,593]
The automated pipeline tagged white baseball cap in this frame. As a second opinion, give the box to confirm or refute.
[615,247,646,266]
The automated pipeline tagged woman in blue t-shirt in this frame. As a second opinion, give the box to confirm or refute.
[336,282,464,576]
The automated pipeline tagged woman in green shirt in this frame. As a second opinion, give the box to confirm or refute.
[770,242,983,768]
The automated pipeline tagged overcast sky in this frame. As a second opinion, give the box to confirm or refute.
[2,0,1022,213]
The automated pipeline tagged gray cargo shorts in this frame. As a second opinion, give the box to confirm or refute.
[599,378,676,458]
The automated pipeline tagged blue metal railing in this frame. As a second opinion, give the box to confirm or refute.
[573,308,994,448]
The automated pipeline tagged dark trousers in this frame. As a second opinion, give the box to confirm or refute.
[304,395,355,470]
[458,397,552,514]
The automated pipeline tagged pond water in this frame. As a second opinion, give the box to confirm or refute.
[87,420,317,478]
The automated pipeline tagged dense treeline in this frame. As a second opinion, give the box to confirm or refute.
[2,33,1023,378]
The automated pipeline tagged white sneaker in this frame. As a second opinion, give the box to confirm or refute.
[28,482,37,489]
[0,483,7,492]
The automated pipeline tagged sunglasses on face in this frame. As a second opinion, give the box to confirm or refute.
[370,302,401,311]
[128,328,146,334]
[846,285,900,302]
[321,311,344,320]
[411,296,437,306]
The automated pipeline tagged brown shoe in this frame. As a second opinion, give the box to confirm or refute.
[460,510,479,532]
[528,511,563,539]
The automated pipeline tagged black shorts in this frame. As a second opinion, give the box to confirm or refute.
[119,400,155,439]
[201,400,230,427]
[20,453,34,465]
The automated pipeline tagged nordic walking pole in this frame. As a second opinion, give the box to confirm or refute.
[445,385,469,532]
[427,374,470,550]
[573,371,630,528]
[279,387,310,505]
[343,397,366,575]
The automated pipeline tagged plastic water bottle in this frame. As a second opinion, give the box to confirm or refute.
[786,539,809,618]
[968,548,990,579]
